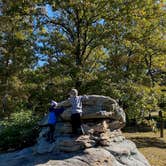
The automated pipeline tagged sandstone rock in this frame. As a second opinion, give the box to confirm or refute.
[57,137,85,152]
[55,122,72,135]
[109,120,125,131]
[0,140,150,166]
[78,148,123,166]
[105,139,150,166]
[0,95,150,166]
[0,147,33,161]
[35,95,126,154]
[56,95,125,122]
[36,148,124,166]
[77,135,97,148]
[34,138,56,154]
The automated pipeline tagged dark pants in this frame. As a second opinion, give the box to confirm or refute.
[40,124,55,141]
[71,113,81,134]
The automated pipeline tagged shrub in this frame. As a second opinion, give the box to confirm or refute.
[139,119,158,132]
[0,110,40,152]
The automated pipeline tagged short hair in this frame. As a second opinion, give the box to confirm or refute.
[70,88,78,96]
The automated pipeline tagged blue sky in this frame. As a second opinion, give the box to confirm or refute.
[36,5,53,67]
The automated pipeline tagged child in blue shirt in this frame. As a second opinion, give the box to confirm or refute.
[40,100,65,143]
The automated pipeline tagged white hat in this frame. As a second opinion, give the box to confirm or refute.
[51,100,57,107]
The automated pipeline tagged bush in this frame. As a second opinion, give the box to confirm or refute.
[138,119,158,132]
[0,110,40,152]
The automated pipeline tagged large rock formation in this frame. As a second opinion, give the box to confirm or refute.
[0,95,150,166]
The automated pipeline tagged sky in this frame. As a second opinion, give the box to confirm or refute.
[36,4,53,67]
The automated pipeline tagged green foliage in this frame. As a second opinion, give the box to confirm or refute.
[0,0,165,128]
[139,119,158,132]
[0,111,40,151]
[98,81,162,121]
[0,0,38,113]
[163,112,166,121]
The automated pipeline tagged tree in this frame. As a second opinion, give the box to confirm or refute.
[0,0,165,121]
[0,0,37,113]
[102,0,166,120]
[36,0,114,89]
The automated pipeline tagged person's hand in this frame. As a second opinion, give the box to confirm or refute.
[96,111,107,116]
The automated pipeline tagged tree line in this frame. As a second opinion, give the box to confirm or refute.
[0,0,165,122]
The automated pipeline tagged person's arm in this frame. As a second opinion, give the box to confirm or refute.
[52,106,64,114]
[56,99,71,108]
[57,106,65,115]
[80,95,89,101]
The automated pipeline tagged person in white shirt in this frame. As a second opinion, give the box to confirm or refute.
[69,89,88,135]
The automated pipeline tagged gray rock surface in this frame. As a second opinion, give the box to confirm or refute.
[0,95,150,166]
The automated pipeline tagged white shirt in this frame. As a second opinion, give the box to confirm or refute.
[69,96,88,114]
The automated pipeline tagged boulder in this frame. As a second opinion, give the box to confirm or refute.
[0,95,150,166]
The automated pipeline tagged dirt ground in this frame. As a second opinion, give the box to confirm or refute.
[124,130,166,166]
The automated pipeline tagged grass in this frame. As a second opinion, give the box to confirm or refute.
[124,130,166,166]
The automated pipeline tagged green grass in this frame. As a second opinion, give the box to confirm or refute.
[124,130,166,166]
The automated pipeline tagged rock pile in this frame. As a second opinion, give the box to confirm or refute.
[35,95,126,154]
[32,95,150,166]
[0,95,150,166]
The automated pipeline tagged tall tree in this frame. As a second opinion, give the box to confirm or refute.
[102,0,166,120]
[0,0,37,113]
[36,0,113,89]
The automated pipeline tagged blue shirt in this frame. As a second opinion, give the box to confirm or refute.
[48,107,64,124]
